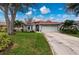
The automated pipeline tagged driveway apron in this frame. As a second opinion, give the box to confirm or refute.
[44,32,79,55]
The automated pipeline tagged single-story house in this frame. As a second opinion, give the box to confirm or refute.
[23,20,61,32]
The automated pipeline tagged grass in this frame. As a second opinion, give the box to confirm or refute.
[68,32,79,38]
[0,32,52,55]
[61,31,79,38]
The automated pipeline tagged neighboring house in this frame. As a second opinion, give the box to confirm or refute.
[23,20,61,32]
[0,22,6,27]
[14,27,23,31]
[0,22,23,31]
[0,22,7,32]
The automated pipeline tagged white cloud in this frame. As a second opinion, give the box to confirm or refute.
[62,14,76,20]
[26,11,32,16]
[58,8,63,10]
[56,14,69,22]
[57,14,62,17]
[62,14,69,19]
[28,7,36,12]
[49,17,54,20]
[37,15,44,18]
[40,6,50,14]
[57,14,71,20]
[74,16,79,21]
[28,7,33,11]
[33,16,43,21]
[33,9,36,12]
[48,15,54,20]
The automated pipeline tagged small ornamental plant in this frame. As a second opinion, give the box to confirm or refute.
[0,33,13,52]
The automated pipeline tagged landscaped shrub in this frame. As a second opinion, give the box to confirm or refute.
[30,30,35,32]
[59,20,79,34]
[0,33,13,52]
[0,27,7,32]
[59,28,78,34]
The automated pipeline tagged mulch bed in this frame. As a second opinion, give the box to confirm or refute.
[0,42,14,55]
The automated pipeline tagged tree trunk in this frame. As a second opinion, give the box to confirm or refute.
[4,15,14,35]
[8,22,14,35]
[4,8,15,35]
[10,13,16,35]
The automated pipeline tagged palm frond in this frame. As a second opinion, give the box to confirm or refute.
[67,3,79,16]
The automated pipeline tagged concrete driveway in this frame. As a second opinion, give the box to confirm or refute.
[43,32,79,55]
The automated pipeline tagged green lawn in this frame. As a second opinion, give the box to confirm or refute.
[62,31,79,38]
[68,32,79,38]
[1,32,52,55]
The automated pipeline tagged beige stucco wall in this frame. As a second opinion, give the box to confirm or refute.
[23,24,59,32]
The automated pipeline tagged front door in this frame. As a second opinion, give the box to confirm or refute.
[36,25,39,31]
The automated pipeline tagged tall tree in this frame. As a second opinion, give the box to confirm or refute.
[0,3,31,35]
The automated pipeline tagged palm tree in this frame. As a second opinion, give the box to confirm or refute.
[67,3,79,16]
[14,20,23,27]
[63,20,74,27]
[59,20,74,30]
[14,20,24,32]
[59,20,78,34]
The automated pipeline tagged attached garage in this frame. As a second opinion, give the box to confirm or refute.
[41,25,58,32]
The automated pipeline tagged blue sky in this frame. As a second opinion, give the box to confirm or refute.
[0,3,79,22]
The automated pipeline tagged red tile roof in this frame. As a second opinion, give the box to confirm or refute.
[25,20,61,25]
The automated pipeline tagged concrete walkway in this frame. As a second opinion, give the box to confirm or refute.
[43,32,79,55]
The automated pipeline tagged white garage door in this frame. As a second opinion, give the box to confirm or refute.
[41,25,58,32]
